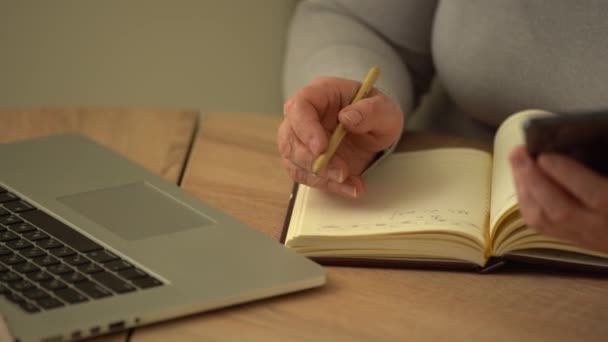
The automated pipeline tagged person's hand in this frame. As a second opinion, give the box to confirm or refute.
[509,145,608,253]
[0,313,14,342]
[278,77,404,198]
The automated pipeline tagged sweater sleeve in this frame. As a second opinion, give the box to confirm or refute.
[282,0,437,174]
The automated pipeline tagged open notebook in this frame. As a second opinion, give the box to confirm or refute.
[281,110,608,272]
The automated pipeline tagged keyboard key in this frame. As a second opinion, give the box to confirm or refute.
[0,271,22,282]
[60,272,87,284]
[86,250,119,263]
[48,263,73,275]
[33,255,60,267]
[9,279,35,292]
[4,201,34,213]
[0,253,25,265]
[64,254,90,266]
[0,215,22,226]
[117,268,147,280]
[105,259,132,272]
[27,271,53,282]
[19,301,41,313]
[54,288,88,304]
[23,288,50,300]
[0,230,19,242]
[4,291,26,304]
[75,281,113,299]
[0,284,8,294]
[36,297,64,309]
[22,230,49,241]
[131,277,162,289]
[78,263,103,274]
[37,238,63,250]
[0,207,8,216]
[0,246,11,256]
[20,210,103,252]
[50,246,76,258]
[40,279,67,291]
[13,262,40,274]
[6,238,33,250]
[20,247,46,258]
[0,192,19,203]
[0,264,8,273]
[91,272,136,293]
[7,222,36,234]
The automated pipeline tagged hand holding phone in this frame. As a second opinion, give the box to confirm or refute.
[524,110,608,175]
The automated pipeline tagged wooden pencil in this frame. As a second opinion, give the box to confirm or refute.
[312,66,380,175]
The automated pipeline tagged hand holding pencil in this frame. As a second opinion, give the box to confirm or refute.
[278,67,404,198]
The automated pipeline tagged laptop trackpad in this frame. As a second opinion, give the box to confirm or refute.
[58,182,213,240]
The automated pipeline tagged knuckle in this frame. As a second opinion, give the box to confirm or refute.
[276,123,292,158]
[278,138,291,159]
[283,97,296,116]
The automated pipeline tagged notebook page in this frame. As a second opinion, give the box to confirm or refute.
[290,148,492,244]
[490,110,553,233]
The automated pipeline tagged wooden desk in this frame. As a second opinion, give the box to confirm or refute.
[130,112,608,342]
[0,108,197,342]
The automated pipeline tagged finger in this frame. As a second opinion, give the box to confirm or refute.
[325,154,350,183]
[338,92,403,145]
[281,122,350,182]
[577,214,608,253]
[282,157,327,188]
[327,175,365,199]
[511,147,608,253]
[543,211,608,251]
[282,157,360,198]
[510,149,552,232]
[290,128,352,182]
[284,85,333,155]
[509,146,580,223]
[538,153,608,211]
[290,133,315,171]
[0,313,13,342]
[277,120,293,159]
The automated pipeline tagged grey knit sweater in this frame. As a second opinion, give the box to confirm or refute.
[283,0,608,144]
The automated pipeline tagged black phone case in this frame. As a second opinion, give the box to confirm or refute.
[524,111,608,175]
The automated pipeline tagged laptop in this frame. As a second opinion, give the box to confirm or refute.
[0,134,325,341]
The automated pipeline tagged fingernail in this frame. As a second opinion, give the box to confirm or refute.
[342,110,362,126]
[328,168,345,183]
[340,184,357,198]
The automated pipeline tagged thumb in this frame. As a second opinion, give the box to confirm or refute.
[338,94,403,138]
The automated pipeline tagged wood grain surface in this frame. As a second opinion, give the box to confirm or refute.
[0,108,198,342]
[130,112,608,342]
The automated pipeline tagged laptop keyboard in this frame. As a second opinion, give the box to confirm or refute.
[0,186,163,313]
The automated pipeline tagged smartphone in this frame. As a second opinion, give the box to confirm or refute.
[524,110,608,176]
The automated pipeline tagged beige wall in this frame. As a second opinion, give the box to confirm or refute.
[0,0,296,114]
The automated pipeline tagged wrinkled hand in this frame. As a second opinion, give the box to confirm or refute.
[278,77,404,198]
[510,145,608,253]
